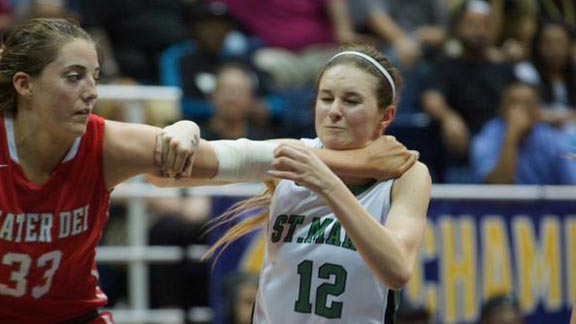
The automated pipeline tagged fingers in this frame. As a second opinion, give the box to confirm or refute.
[157,125,200,178]
[161,131,170,175]
[399,151,418,175]
[154,133,163,170]
[266,169,298,182]
[272,155,307,173]
[172,141,191,176]
[183,154,195,178]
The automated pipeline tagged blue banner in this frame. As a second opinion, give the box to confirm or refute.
[404,199,576,324]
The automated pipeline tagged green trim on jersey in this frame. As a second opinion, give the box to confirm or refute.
[384,290,402,323]
[347,179,377,196]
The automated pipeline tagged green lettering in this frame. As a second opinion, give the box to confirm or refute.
[285,215,305,242]
[325,222,342,246]
[304,218,334,244]
[341,234,357,251]
[271,214,288,243]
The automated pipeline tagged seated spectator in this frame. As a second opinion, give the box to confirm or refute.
[396,297,433,324]
[450,0,538,63]
[165,2,278,122]
[479,294,524,324]
[348,0,449,113]
[76,0,188,82]
[421,0,516,181]
[0,0,13,33]
[471,82,576,184]
[517,22,576,128]
[493,0,537,63]
[348,0,449,70]
[536,0,576,35]
[201,63,274,140]
[221,0,360,87]
[147,195,212,322]
[221,273,259,324]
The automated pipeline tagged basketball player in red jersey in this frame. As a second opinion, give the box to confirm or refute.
[0,18,200,323]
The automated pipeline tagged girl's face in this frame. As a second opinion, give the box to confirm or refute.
[26,38,99,138]
[315,64,393,150]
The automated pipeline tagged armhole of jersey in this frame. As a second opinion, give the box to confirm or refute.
[381,179,397,225]
[384,289,402,324]
[91,115,107,191]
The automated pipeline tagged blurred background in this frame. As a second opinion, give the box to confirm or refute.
[3,0,575,323]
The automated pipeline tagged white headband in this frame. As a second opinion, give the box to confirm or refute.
[329,51,396,101]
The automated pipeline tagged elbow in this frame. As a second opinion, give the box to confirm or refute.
[381,265,413,291]
[388,270,413,290]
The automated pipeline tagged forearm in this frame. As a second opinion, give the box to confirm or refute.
[326,0,356,43]
[320,185,412,289]
[367,11,409,45]
[313,148,374,180]
[485,132,520,184]
[422,91,456,122]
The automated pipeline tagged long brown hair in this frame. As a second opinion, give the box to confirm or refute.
[204,45,402,260]
[0,18,97,115]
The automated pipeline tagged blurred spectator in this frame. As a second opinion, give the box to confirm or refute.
[16,0,77,20]
[479,294,524,324]
[348,0,449,112]
[76,0,188,82]
[396,297,432,324]
[537,0,576,34]
[164,2,279,122]
[450,0,538,63]
[221,273,259,324]
[0,0,13,34]
[148,195,212,323]
[220,0,359,87]
[492,0,538,63]
[178,1,252,99]
[421,0,516,182]
[201,63,273,140]
[517,22,576,128]
[471,82,576,184]
[348,0,448,70]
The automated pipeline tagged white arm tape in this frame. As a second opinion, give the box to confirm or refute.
[210,138,278,182]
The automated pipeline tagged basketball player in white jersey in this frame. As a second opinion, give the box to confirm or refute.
[150,45,430,324]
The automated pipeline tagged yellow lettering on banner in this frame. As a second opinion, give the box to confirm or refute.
[566,217,576,305]
[440,217,477,323]
[513,216,561,312]
[406,222,438,314]
[482,217,513,299]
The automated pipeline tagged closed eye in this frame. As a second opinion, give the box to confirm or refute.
[65,74,82,83]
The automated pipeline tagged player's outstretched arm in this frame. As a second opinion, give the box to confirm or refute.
[148,125,418,188]
[103,120,200,189]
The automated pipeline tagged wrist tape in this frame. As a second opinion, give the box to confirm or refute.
[210,138,278,182]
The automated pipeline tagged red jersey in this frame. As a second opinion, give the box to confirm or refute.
[0,114,111,323]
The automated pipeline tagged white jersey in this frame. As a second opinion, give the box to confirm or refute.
[253,138,400,324]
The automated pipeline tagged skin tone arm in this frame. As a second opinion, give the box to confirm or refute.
[103,120,199,189]
[325,0,358,44]
[422,90,469,156]
[484,105,532,184]
[365,11,421,70]
[269,144,431,289]
[147,133,419,188]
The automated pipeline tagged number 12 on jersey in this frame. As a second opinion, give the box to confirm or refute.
[294,260,348,319]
